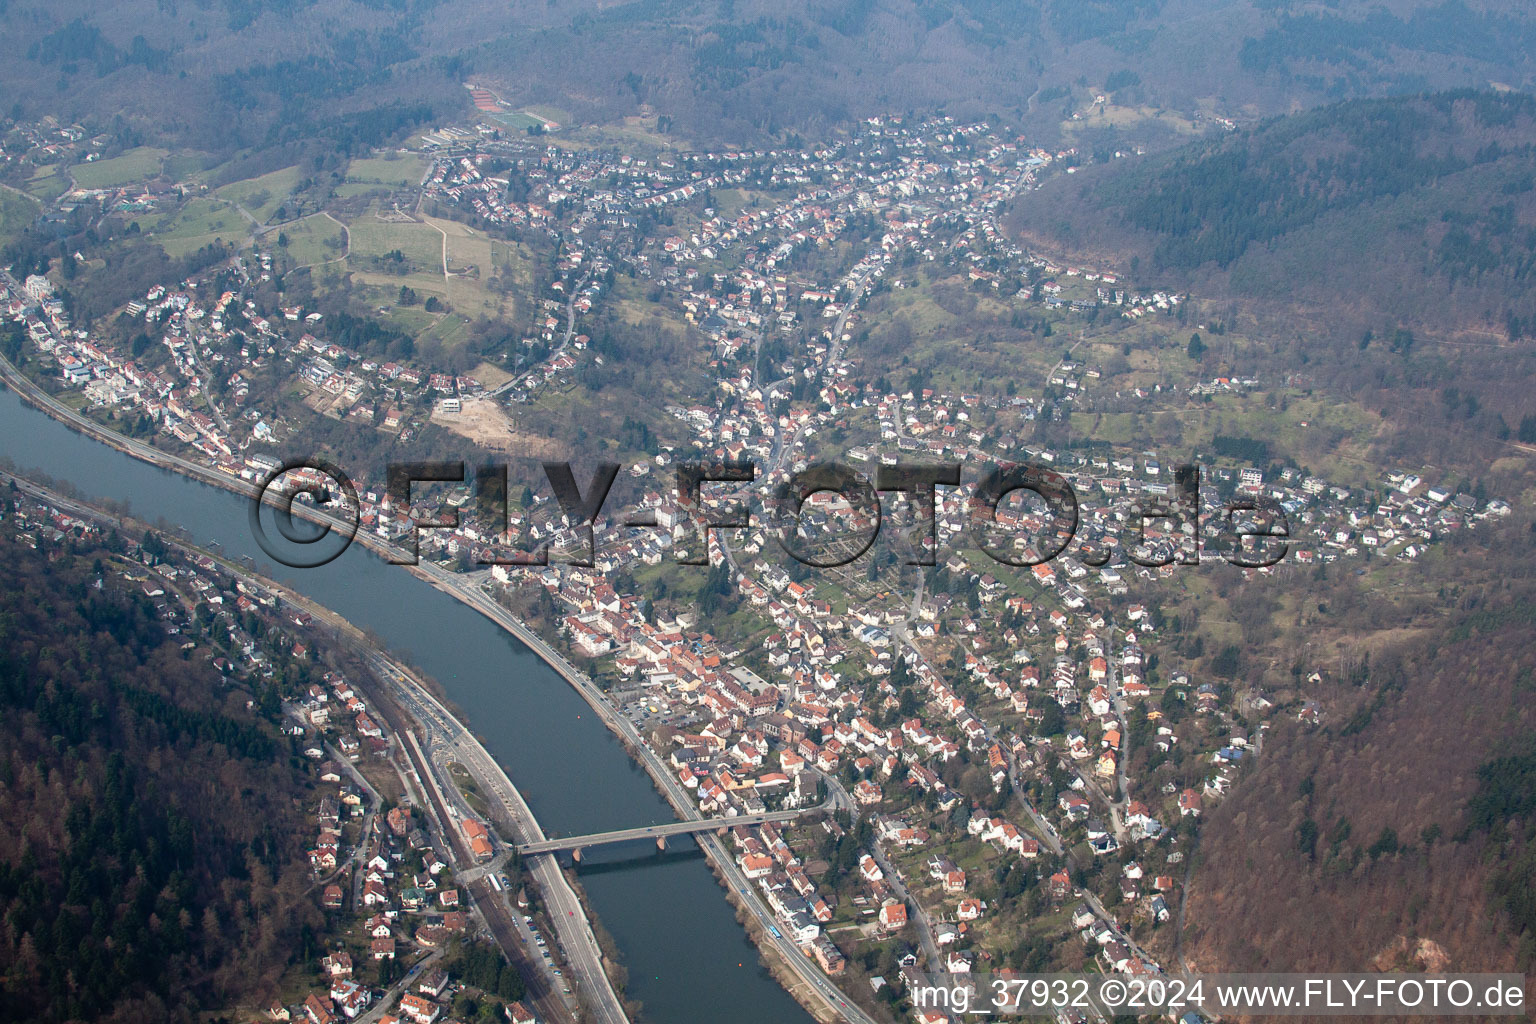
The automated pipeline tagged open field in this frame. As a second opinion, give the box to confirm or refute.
[334,182,396,199]
[350,267,450,308]
[1060,101,1200,140]
[374,302,440,336]
[470,361,515,389]
[70,147,170,189]
[429,214,488,272]
[215,165,303,223]
[331,272,469,350]
[346,211,444,271]
[344,209,449,309]
[162,151,217,182]
[0,187,40,243]
[420,311,475,348]
[340,210,519,337]
[271,212,348,268]
[351,267,451,307]
[562,121,679,153]
[148,196,245,256]
[25,165,69,203]
[424,214,513,318]
[490,238,535,293]
[345,153,431,187]
[609,273,685,331]
[848,272,1065,390]
[497,241,540,308]
[130,165,308,256]
[1199,392,1383,486]
[1068,389,1383,486]
[1067,411,1146,446]
[711,187,761,219]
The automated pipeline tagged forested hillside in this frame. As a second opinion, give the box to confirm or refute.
[1011,90,1536,336]
[0,515,319,1023]
[5,0,1536,153]
[1182,553,1536,976]
[467,0,1536,142]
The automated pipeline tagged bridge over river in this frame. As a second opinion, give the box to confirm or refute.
[518,808,809,858]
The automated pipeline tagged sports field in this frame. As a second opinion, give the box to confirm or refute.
[490,111,546,131]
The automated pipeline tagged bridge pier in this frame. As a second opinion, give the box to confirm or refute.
[657,835,666,851]
[571,847,582,863]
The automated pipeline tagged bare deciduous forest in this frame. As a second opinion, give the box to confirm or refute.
[1184,561,1536,975]
[6,1,1536,154]
[0,521,320,1023]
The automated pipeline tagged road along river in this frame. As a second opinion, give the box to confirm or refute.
[0,383,817,1024]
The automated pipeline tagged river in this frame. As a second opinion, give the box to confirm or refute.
[0,384,815,1024]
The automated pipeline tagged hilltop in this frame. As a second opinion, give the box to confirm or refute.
[6,0,1536,153]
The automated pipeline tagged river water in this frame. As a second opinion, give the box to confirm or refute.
[0,384,814,1024]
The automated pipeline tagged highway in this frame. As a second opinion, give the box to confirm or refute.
[386,714,587,1024]
[517,808,808,855]
[213,548,599,1023]
[403,567,884,1024]
[0,336,417,574]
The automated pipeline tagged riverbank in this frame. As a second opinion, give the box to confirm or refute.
[401,554,871,1024]
[0,354,864,1024]
[0,464,605,1024]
